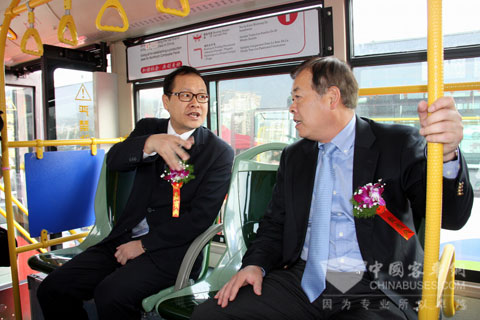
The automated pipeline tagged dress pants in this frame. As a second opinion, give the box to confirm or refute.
[191,260,409,320]
[37,232,176,320]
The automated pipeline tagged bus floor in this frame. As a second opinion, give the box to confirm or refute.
[0,269,31,320]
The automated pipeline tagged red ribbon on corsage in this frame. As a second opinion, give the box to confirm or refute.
[161,162,195,218]
[351,180,414,240]
[171,181,183,218]
[376,205,414,240]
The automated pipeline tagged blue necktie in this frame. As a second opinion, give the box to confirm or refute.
[301,143,335,302]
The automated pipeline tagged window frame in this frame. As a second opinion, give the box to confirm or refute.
[345,0,480,68]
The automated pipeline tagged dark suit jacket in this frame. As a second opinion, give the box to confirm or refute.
[242,116,473,319]
[104,118,234,276]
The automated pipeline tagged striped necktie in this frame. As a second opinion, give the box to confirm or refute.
[301,142,336,302]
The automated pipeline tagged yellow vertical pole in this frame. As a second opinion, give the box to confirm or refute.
[1,2,23,319]
[419,0,443,319]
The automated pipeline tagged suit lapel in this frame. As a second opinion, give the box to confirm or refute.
[158,119,169,133]
[189,126,206,158]
[353,116,379,264]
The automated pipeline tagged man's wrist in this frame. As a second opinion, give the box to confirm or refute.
[444,148,459,163]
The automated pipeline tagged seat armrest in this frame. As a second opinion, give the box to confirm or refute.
[174,223,223,291]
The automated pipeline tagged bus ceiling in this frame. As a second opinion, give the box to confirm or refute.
[1,0,310,68]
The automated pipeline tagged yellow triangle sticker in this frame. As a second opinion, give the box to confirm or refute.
[75,84,92,101]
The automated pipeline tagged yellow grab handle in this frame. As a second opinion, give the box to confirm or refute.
[0,25,17,40]
[58,14,78,46]
[96,0,129,32]
[21,5,43,56]
[20,27,44,57]
[7,27,17,40]
[156,0,190,17]
[58,0,77,46]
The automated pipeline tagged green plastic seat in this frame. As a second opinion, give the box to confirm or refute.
[27,156,135,273]
[142,142,287,319]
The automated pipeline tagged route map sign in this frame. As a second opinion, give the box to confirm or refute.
[127,9,320,81]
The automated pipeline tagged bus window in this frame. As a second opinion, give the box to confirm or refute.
[217,74,296,155]
[351,0,480,274]
[2,85,35,231]
[54,69,95,150]
[354,58,480,88]
[355,89,480,274]
[351,0,480,57]
[137,87,169,120]
[209,82,218,135]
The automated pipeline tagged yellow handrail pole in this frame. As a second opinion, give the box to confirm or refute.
[16,230,89,254]
[0,184,29,215]
[1,1,23,318]
[0,184,84,247]
[0,208,47,253]
[359,81,480,96]
[419,0,443,319]
[10,0,52,15]
[369,116,480,123]
[7,137,124,148]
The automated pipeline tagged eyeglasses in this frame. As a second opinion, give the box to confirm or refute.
[168,91,209,103]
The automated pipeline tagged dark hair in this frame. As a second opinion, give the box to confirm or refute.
[291,56,359,109]
[163,66,206,95]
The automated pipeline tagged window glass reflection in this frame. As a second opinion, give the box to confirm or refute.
[218,74,296,155]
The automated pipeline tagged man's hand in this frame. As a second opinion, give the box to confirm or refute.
[214,265,263,308]
[144,135,194,171]
[418,96,463,162]
[114,240,144,265]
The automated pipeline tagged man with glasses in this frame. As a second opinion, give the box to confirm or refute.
[37,66,234,320]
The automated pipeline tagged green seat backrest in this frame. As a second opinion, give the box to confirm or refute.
[240,170,277,248]
[150,143,287,319]
[222,144,285,261]
[106,167,136,225]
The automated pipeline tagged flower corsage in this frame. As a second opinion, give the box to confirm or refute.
[161,161,195,218]
[351,180,414,240]
[351,180,386,219]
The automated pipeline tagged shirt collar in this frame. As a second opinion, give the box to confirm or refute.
[318,115,356,154]
[167,120,195,141]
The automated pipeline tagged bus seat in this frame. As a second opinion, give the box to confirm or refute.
[27,155,135,273]
[142,142,287,319]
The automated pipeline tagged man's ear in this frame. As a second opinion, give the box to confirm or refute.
[162,94,170,111]
[327,86,341,109]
